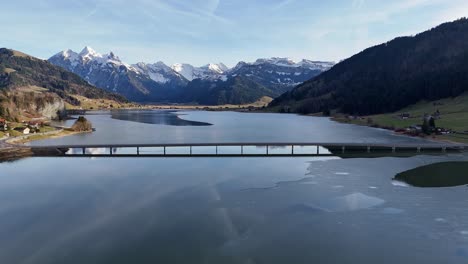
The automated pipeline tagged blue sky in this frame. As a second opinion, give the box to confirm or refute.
[1,0,467,66]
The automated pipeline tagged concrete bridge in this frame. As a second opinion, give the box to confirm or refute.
[29,142,467,158]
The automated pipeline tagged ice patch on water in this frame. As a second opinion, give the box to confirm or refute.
[335,172,350,175]
[317,192,385,212]
[369,186,378,189]
[332,185,344,189]
[391,180,410,187]
[435,218,447,223]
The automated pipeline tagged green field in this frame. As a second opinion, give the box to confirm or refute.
[334,93,468,143]
[0,124,58,139]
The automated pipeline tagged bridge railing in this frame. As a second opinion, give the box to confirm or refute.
[29,142,466,157]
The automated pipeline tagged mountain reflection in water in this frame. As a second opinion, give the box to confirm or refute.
[111,110,212,126]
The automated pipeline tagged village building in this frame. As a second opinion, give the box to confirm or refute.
[28,120,43,130]
[399,113,410,120]
[0,118,7,131]
[435,127,452,135]
[14,127,30,135]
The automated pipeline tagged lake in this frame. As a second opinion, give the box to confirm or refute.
[2,110,468,263]
[30,110,434,145]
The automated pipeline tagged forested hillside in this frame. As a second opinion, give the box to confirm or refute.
[270,18,468,115]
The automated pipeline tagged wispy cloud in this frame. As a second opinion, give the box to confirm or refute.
[85,7,98,18]
[352,0,365,9]
[0,0,465,66]
[272,0,295,10]
[139,0,232,25]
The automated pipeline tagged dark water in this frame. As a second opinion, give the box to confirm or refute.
[395,162,468,187]
[111,110,212,126]
[3,110,467,263]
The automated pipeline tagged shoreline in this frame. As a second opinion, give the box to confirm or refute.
[329,116,467,145]
[0,128,90,162]
[0,109,465,163]
[3,127,90,146]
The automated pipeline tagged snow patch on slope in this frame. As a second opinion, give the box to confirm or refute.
[171,62,229,81]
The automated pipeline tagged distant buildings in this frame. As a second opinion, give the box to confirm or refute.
[28,120,43,130]
[399,113,410,120]
[0,118,47,136]
[14,127,30,134]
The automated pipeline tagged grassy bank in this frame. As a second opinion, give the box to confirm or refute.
[66,95,139,110]
[7,129,85,144]
[332,93,468,144]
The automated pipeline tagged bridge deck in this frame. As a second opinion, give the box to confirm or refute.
[29,142,467,158]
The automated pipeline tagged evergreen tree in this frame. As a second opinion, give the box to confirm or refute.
[429,117,436,128]
[422,116,436,135]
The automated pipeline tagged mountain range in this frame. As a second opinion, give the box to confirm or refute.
[270,18,468,115]
[0,48,126,120]
[48,47,334,104]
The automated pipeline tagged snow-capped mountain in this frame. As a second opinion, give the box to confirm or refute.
[52,46,132,71]
[228,58,335,90]
[171,58,334,91]
[252,57,333,70]
[171,63,229,81]
[48,47,187,102]
[296,59,335,71]
[49,46,135,92]
[178,58,335,105]
[133,62,187,85]
[49,47,334,104]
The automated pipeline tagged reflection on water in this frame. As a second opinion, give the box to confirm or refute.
[394,162,468,187]
[111,110,212,126]
[1,154,468,263]
[65,146,334,156]
[8,110,468,263]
